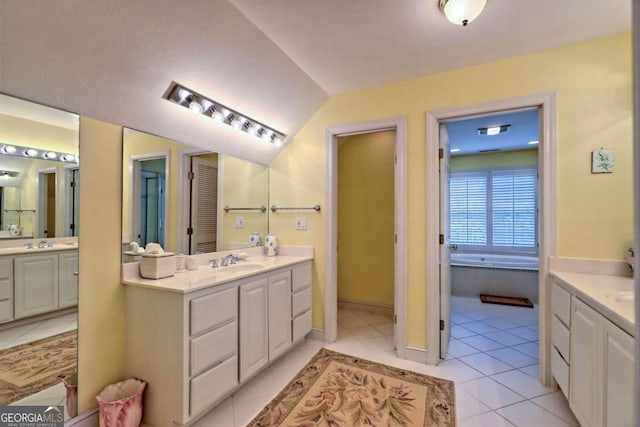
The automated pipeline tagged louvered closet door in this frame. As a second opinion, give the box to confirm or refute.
[190,157,218,254]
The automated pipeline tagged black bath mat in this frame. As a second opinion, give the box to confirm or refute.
[479,294,534,308]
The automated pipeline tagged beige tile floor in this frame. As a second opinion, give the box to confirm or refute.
[195,296,579,426]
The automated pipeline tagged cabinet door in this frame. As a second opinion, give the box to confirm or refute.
[268,271,292,360]
[58,251,78,308]
[603,321,634,427]
[569,298,603,427]
[239,277,268,382]
[14,254,59,319]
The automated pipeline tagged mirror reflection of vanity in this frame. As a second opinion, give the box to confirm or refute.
[122,128,269,259]
[0,94,79,419]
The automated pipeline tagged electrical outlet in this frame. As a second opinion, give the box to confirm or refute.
[235,216,245,229]
[296,217,307,231]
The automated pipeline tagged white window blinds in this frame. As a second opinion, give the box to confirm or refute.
[450,168,537,253]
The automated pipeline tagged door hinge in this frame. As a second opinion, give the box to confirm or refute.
[439,234,444,245]
[439,148,444,159]
[70,223,75,231]
[394,314,397,324]
[188,172,195,180]
[187,227,193,235]
[394,154,397,164]
[440,319,445,331]
[394,234,397,243]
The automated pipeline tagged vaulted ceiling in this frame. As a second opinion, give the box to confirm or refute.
[0,0,631,164]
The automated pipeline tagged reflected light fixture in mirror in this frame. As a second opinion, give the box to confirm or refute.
[0,143,79,163]
[163,83,286,146]
[438,0,487,26]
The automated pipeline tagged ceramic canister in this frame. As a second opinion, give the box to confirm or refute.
[264,234,278,257]
[249,232,261,247]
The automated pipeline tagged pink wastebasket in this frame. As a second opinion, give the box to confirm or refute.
[96,378,146,427]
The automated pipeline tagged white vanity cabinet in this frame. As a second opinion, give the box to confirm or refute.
[550,276,635,427]
[14,253,59,319]
[292,262,312,342]
[58,250,79,308]
[124,258,313,427]
[0,258,13,322]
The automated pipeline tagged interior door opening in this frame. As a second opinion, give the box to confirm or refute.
[38,170,56,238]
[187,153,219,255]
[438,107,542,361]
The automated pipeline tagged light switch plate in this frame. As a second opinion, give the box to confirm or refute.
[296,217,307,231]
[235,216,245,229]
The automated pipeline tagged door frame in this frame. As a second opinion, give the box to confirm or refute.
[37,167,57,238]
[127,151,169,247]
[425,93,557,387]
[324,116,407,359]
[176,149,223,255]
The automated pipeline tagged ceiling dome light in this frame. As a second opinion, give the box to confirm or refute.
[2,146,16,154]
[438,0,487,26]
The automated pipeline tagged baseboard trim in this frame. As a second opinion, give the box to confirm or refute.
[65,409,98,427]
[309,328,325,342]
[338,300,394,316]
[405,346,429,364]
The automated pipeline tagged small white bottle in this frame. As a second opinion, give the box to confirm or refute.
[264,234,278,257]
[249,232,262,247]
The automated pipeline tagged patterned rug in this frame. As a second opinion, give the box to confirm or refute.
[248,348,456,427]
[0,330,77,404]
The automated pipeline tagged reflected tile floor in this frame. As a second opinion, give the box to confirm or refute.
[195,298,579,426]
[4,311,77,421]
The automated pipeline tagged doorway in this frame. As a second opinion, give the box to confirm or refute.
[440,108,541,360]
[324,116,407,359]
[38,168,56,238]
[129,154,168,248]
[426,93,557,386]
[336,131,395,348]
[186,154,218,255]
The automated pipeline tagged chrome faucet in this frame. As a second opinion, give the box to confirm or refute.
[210,259,219,268]
[38,240,48,249]
[221,254,238,266]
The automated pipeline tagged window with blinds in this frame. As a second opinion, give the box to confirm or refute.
[450,167,538,254]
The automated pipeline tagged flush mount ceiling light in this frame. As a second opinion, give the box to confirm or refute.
[477,124,510,136]
[438,0,487,26]
[0,143,78,163]
[164,83,286,146]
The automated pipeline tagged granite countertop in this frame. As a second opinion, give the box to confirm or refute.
[122,247,313,294]
[550,271,634,336]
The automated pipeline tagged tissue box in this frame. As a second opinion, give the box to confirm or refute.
[140,252,176,279]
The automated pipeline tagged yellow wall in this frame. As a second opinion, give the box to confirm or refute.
[270,34,633,348]
[337,131,395,307]
[220,155,269,250]
[451,148,538,171]
[77,117,124,412]
[0,113,78,152]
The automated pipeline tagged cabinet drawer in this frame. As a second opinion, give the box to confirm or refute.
[292,263,312,293]
[190,321,237,376]
[551,281,571,327]
[0,300,11,323]
[551,314,570,360]
[292,309,312,343]
[551,346,569,398]
[190,287,237,336]
[190,355,238,416]
[292,286,311,317]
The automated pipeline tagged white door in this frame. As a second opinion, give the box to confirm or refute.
[268,271,292,360]
[439,123,452,359]
[239,278,268,382]
[190,157,218,254]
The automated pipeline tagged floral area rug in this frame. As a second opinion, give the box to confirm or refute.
[0,330,77,404]
[248,348,455,427]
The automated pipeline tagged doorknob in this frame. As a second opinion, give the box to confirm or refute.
[449,244,458,250]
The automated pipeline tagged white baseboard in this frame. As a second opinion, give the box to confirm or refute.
[405,346,429,364]
[308,328,325,342]
[65,409,98,427]
[338,300,394,316]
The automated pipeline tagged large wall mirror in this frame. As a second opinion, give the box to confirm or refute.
[122,128,269,260]
[0,93,79,420]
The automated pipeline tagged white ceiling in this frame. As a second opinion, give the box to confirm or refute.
[0,1,632,164]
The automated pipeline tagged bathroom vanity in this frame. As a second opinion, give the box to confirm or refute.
[0,242,79,323]
[122,247,313,427]
[549,269,634,427]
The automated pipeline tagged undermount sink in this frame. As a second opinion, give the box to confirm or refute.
[220,263,263,274]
